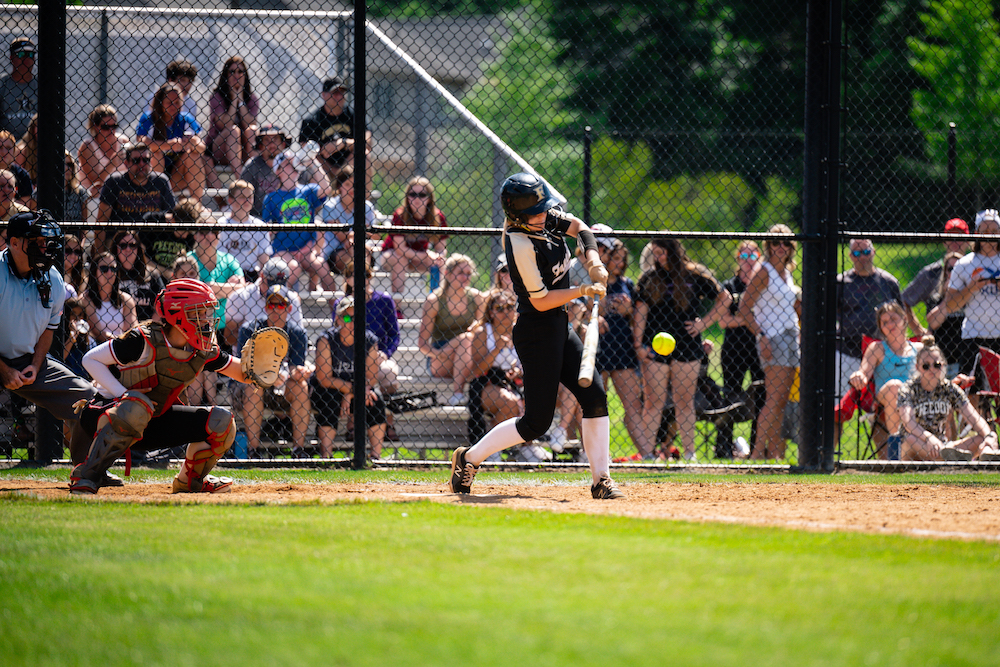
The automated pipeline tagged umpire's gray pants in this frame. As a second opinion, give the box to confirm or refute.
[5,354,96,422]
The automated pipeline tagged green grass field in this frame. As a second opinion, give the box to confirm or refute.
[2,468,1000,666]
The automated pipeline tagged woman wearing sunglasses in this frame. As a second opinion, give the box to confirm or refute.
[81,251,137,344]
[78,104,126,199]
[113,229,165,321]
[61,233,86,298]
[715,241,765,459]
[381,176,448,295]
[898,338,1000,461]
[738,225,801,460]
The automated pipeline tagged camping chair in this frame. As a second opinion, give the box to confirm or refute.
[973,346,1000,427]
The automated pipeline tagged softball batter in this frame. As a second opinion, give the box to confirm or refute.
[449,172,624,499]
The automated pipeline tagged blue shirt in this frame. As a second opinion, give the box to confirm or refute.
[261,185,325,253]
[135,111,201,141]
[0,250,66,358]
[238,319,308,368]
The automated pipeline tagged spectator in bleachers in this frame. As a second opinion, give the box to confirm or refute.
[418,254,488,407]
[0,37,36,139]
[946,209,1000,388]
[593,234,643,458]
[61,295,92,380]
[261,150,331,292]
[225,257,303,347]
[64,151,88,223]
[81,251,137,345]
[903,218,971,334]
[898,337,999,461]
[170,254,199,281]
[738,226,801,461]
[240,122,288,217]
[207,56,258,175]
[137,82,206,201]
[0,168,27,222]
[97,142,175,256]
[146,59,198,124]
[381,176,447,296]
[0,130,33,204]
[140,196,196,279]
[633,238,731,462]
[218,179,271,281]
[338,260,400,391]
[836,238,903,399]
[491,255,513,291]
[187,225,244,351]
[78,104,126,199]
[310,295,387,459]
[299,76,372,193]
[321,165,377,286]
[113,230,164,322]
[62,233,86,298]
[715,242,764,459]
[14,112,37,189]
[240,285,312,458]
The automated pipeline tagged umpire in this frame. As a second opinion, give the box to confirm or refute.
[0,211,98,466]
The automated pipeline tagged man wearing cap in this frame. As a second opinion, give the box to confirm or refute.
[298,77,372,194]
[0,38,36,138]
[237,285,311,457]
[224,256,304,346]
[947,209,1000,380]
[0,211,97,466]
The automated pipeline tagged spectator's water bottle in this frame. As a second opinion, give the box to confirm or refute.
[233,430,248,459]
[429,265,440,291]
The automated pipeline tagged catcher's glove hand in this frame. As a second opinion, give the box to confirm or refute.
[240,327,290,389]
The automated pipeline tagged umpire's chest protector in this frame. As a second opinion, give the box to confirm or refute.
[117,323,211,416]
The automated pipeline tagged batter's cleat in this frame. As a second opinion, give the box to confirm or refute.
[171,474,234,494]
[449,446,479,494]
[591,474,625,500]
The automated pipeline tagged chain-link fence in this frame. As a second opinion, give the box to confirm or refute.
[2,1,999,472]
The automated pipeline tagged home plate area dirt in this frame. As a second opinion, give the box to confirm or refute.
[5,478,1000,541]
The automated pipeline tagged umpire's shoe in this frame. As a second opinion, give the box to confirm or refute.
[591,474,625,500]
[449,447,479,494]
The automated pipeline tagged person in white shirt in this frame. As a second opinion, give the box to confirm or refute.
[218,179,271,281]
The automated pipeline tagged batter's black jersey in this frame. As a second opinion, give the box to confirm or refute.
[504,209,576,314]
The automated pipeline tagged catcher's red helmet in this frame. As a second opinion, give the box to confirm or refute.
[155,278,220,352]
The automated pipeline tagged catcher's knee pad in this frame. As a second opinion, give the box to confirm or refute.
[107,390,155,438]
[205,406,236,457]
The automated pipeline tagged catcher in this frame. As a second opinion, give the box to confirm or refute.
[69,278,289,495]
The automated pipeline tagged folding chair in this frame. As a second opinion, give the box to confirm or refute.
[973,346,1000,426]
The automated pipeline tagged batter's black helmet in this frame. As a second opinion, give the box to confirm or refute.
[8,209,63,273]
[500,173,561,224]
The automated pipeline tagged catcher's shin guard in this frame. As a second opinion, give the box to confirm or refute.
[173,407,236,493]
[70,391,154,494]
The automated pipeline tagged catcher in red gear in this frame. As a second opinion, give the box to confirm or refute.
[69,278,287,495]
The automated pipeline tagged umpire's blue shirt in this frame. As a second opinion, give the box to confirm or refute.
[0,249,65,359]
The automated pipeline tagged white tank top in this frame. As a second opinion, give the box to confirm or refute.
[94,300,127,339]
[485,323,519,371]
[754,262,798,337]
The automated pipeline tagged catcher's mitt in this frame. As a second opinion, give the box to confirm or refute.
[240,327,290,389]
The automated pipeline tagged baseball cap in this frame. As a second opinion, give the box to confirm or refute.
[944,218,969,234]
[976,209,1000,230]
[495,255,509,272]
[257,122,288,141]
[335,295,355,320]
[261,257,289,285]
[322,77,349,93]
[6,210,37,238]
[265,284,291,305]
[10,38,35,56]
[591,223,617,250]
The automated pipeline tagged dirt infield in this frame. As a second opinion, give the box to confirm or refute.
[6,478,1000,541]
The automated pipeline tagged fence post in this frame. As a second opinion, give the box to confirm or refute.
[352,3,369,471]
[37,0,66,219]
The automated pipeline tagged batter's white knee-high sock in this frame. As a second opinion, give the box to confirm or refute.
[582,416,611,483]
[466,418,525,466]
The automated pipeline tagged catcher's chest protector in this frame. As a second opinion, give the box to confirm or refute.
[117,323,211,416]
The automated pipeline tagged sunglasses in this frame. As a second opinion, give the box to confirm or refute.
[130,156,151,165]
[100,123,118,131]
[228,67,246,75]
[266,301,289,310]
[118,241,138,250]
[407,191,429,199]
[922,361,945,370]
[851,248,873,257]
[12,50,34,59]
[738,252,759,260]
[97,264,117,274]
[65,248,83,257]
[771,241,794,248]
[493,304,515,312]
[342,313,354,323]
